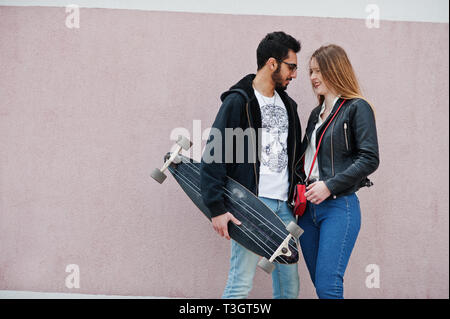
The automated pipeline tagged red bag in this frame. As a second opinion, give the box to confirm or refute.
[293,184,307,216]
[293,99,346,216]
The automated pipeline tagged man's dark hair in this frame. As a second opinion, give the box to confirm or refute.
[256,31,301,70]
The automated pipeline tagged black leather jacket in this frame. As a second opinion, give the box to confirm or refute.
[296,98,379,199]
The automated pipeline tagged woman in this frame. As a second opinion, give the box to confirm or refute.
[297,44,379,299]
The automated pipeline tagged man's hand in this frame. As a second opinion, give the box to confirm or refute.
[211,212,242,240]
[305,181,331,205]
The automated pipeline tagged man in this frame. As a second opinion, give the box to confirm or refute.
[200,31,303,299]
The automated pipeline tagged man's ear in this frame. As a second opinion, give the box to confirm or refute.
[267,57,278,71]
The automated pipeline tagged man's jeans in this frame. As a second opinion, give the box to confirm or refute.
[298,193,361,299]
[222,197,299,299]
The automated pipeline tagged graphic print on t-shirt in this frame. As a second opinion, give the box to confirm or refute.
[260,103,289,174]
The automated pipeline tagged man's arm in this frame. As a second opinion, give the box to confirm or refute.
[200,93,245,239]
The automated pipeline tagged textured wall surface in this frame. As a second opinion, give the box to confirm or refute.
[0,6,448,298]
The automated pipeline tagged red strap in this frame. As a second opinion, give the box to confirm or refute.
[306,99,346,181]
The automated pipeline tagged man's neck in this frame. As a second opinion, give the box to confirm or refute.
[252,72,275,97]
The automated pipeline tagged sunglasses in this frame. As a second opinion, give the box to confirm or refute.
[281,61,298,71]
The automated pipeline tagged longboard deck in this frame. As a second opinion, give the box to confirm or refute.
[167,154,298,264]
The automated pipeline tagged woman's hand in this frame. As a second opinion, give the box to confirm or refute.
[305,181,331,205]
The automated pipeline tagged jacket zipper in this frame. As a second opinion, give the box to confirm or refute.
[344,122,349,151]
[245,102,259,196]
[294,132,310,180]
[288,100,297,202]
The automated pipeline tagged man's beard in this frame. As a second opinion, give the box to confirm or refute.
[271,66,291,91]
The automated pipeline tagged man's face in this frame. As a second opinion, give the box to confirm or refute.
[272,50,298,91]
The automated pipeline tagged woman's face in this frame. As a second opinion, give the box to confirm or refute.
[309,57,331,96]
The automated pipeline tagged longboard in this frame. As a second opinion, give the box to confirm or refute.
[151,136,303,273]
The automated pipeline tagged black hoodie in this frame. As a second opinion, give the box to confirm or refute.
[200,74,302,218]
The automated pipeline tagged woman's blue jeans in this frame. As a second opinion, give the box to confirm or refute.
[298,193,361,299]
[221,197,300,299]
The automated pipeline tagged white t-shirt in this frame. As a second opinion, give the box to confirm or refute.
[254,89,290,201]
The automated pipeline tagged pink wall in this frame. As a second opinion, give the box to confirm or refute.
[0,6,448,298]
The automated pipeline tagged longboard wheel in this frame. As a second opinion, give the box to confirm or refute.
[151,168,167,184]
[257,257,275,274]
[172,154,181,164]
[286,221,304,238]
[176,135,192,151]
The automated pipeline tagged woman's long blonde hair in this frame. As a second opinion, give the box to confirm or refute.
[311,44,374,112]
